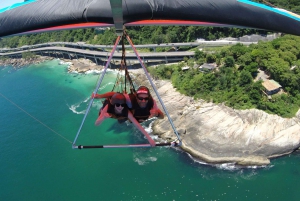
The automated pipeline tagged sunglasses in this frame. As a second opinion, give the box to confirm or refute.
[137,96,149,101]
[115,103,126,107]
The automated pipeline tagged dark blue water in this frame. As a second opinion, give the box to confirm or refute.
[1,60,300,201]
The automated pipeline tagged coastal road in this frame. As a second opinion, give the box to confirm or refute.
[0,46,194,63]
[0,41,256,53]
[0,40,257,63]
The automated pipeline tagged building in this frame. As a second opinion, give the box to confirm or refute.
[199,63,216,72]
[262,79,282,95]
[182,66,190,71]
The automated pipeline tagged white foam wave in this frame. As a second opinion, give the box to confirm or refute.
[129,119,158,141]
[59,60,72,66]
[143,121,153,133]
[186,152,269,170]
[67,99,89,115]
[216,163,239,171]
[70,71,79,74]
[107,68,122,74]
[134,156,157,165]
[98,82,115,91]
[83,68,121,75]
[68,104,86,114]
[85,70,101,74]
[83,97,90,103]
[142,120,160,140]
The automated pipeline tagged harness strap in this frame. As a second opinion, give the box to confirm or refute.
[111,35,136,94]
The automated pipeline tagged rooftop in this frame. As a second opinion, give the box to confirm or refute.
[182,66,190,71]
[199,63,216,70]
[262,79,282,91]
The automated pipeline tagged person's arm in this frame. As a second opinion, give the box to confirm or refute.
[95,104,111,126]
[127,111,156,147]
[92,91,116,99]
[149,99,164,119]
[155,109,164,119]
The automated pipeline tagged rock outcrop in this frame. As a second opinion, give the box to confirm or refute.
[0,56,51,68]
[152,80,300,166]
[67,58,104,73]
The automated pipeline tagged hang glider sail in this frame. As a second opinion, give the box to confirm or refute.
[0,0,300,37]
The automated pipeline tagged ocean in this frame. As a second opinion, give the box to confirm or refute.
[0,59,300,201]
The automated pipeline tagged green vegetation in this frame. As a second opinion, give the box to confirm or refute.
[253,0,300,14]
[0,56,8,61]
[21,51,36,59]
[0,26,271,49]
[148,35,300,118]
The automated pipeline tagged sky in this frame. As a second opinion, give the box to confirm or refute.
[0,0,23,9]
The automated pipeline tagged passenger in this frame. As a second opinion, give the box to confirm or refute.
[129,86,164,122]
[95,93,128,125]
[94,92,156,146]
[92,85,164,123]
[92,91,132,108]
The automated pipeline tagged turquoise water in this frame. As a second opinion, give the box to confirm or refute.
[1,60,300,201]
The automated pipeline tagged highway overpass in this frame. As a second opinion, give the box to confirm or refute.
[0,40,256,53]
[0,40,256,64]
[0,46,194,64]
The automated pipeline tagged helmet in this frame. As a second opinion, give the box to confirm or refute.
[111,93,125,105]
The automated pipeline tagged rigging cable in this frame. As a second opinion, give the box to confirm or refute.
[0,91,73,144]
[111,34,136,94]
[72,36,122,148]
[121,34,136,94]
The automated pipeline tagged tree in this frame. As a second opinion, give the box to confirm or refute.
[244,62,259,77]
[206,54,216,63]
[224,56,235,67]
[279,51,297,66]
[248,81,263,104]
[237,52,253,67]
[264,57,289,81]
[239,70,253,86]
[250,48,265,66]
[22,51,36,59]
[194,49,205,60]
[228,43,249,60]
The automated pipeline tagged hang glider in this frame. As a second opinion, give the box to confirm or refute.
[0,0,300,37]
[72,31,182,149]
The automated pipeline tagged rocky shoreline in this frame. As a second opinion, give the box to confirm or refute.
[0,56,51,69]
[0,56,105,73]
[152,81,300,166]
[115,62,300,166]
[65,58,104,73]
[2,56,300,166]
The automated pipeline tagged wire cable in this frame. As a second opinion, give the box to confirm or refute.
[0,91,73,144]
